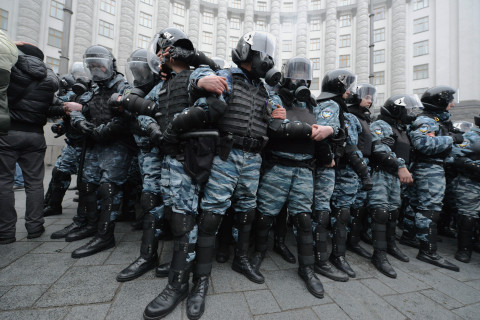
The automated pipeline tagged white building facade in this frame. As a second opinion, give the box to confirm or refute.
[1,0,479,112]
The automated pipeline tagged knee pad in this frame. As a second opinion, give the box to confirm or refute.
[234,209,255,227]
[313,210,330,228]
[170,213,195,237]
[78,181,98,195]
[389,209,399,222]
[255,213,274,232]
[52,167,71,182]
[198,212,223,236]
[98,183,120,199]
[333,207,350,225]
[293,212,313,232]
[371,208,389,224]
[141,192,162,213]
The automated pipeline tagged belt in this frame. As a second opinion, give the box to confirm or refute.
[232,135,264,153]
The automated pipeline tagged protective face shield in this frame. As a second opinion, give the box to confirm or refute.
[70,62,88,80]
[211,57,231,69]
[356,84,377,108]
[126,49,154,87]
[453,121,473,132]
[84,54,114,82]
[147,34,161,74]
[282,57,313,102]
[381,94,423,124]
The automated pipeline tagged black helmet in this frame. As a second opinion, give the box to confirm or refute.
[125,48,155,88]
[60,74,75,89]
[317,69,357,101]
[83,45,116,82]
[147,27,194,74]
[421,86,456,111]
[381,94,423,124]
[280,56,313,102]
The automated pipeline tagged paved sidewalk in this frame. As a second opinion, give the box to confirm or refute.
[0,166,479,319]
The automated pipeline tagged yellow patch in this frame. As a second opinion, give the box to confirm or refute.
[375,129,382,135]
[419,124,429,133]
[434,117,440,122]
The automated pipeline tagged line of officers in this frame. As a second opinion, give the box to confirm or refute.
[43,28,479,320]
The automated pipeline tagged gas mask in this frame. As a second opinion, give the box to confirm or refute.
[250,51,281,86]
[283,79,311,103]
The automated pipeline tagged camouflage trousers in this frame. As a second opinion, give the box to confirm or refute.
[55,143,82,175]
[257,164,314,217]
[331,165,359,209]
[352,158,370,209]
[314,167,335,213]
[367,170,401,210]
[454,175,480,219]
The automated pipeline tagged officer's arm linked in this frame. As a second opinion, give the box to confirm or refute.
[345,144,373,190]
[92,117,126,142]
[113,88,158,117]
[454,157,480,175]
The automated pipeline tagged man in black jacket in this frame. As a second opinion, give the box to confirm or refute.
[0,42,60,244]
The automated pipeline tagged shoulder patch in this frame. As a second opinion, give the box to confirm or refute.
[375,129,383,135]
[434,117,440,122]
[419,124,430,133]
[459,141,469,148]
[321,109,333,119]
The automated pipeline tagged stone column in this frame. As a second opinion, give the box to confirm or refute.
[188,0,200,47]
[156,0,170,32]
[355,0,369,84]
[244,0,255,33]
[117,0,136,69]
[270,0,281,63]
[296,0,308,56]
[390,0,406,95]
[72,0,95,63]
[16,0,42,46]
[216,2,228,59]
[324,0,338,72]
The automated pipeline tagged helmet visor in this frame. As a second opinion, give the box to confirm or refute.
[84,56,114,81]
[126,58,153,87]
[401,94,424,115]
[356,85,377,104]
[147,34,161,74]
[284,57,313,81]
[70,62,88,80]
[249,32,276,58]
[341,73,357,94]
[453,121,473,132]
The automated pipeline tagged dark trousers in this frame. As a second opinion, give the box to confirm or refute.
[0,130,46,237]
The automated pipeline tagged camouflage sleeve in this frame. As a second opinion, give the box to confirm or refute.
[370,120,406,168]
[345,113,361,146]
[408,128,453,155]
[313,100,340,135]
[69,110,86,126]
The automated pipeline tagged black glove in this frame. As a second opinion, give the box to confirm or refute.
[361,175,373,191]
[51,122,66,138]
[169,46,195,63]
[146,122,163,146]
[449,132,464,144]
[381,136,396,148]
[76,120,95,135]
[93,117,126,141]
[108,93,123,114]
[163,122,180,145]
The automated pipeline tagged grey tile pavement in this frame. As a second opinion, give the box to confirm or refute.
[0,166,479,319]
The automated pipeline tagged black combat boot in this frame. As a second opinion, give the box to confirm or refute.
[65,182,98,242]
[231,210,264,283]
[71,183,119,258]
[312,210,348,282]
[273,206,296,263]
[399,206,420,248]
[250,213,273,271]
[371,208,397,278]
[455,215,475,263]
[294,213,324,298]
[155,262,171,278]
[117,214,159,282]
[348,207,372,259]
[416,211,459,271]
[43,167,71,217]
[386,209,409,262]
[51,221,83,239]
[438,208,457,238]
[215,209,234,263]
[186,275,209,320]
[329,207,356,278]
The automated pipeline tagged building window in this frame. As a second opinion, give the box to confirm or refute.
[339,0,350,6]
[311,0,321,10]
[339,54,350,68]
[99,20,114,38]
[311,78,320,90]
[48,28,63,48]
[230,17,240,29]
[413,40,429,57]
[141,0,153,5]
[374,28,385,42]
[257,1,267,11]
[230,37,237,49]
[256,20,267,31]
[312,58,320,70]
[138,34,150,48]
[414,16,429,33]
[203,32,213,45]
[413,64,428,80]
[373,49,385,64]
[374,71,385,85]
[283,1,293,11]
[339,14,351,27]
[46,57,60,73]
[231,0,242,8]
[139,12,152,28]
[100,0,116,15]
[283,40,292,52]
[173,23,184,30]
[339,34,351,48]
[50,0,63,20]
[373,6,385,21]
[413,88,427,96]
[376,93,385,106]
[310,19,321,31]
[310,38,321,50]
[0,9,8,31]
[413,0,428,11]
[173,2,185,16]
[203,11,214,25]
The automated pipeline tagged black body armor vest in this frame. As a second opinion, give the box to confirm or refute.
[217,73,269,139]
[268,104,316,156]
[348,105,372,157]
[156,70,192,130]
[88,82,122,127]
[391,125,411,165]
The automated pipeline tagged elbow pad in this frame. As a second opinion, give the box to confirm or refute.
[206,96,228,122]
[121,91,157,116]
[283,122,312,138]
[171,107,208,133]
[372,151,399,172]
